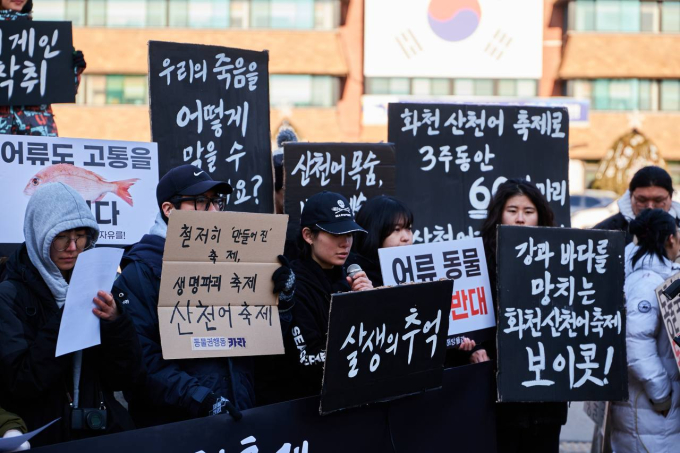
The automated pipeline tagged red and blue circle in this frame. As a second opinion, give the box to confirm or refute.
[428,0,482,42]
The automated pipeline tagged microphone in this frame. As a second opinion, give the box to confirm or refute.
[347,264,363,280]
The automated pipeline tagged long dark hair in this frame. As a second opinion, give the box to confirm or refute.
[629,208,677,267]
[352,196,414,261]
[480,179,555,277]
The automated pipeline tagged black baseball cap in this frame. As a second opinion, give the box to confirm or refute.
[156,165,233,207]
[301,191,367,235]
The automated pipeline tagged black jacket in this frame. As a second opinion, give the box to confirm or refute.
[593,212,634,245]
[280,257,350,400]
[112,234,255,427]
[345,252,383,287]
[0,245,142,447]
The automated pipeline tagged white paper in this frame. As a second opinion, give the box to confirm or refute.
[0,418,59,452]
[378,238,496,338]
[56,248,124,357]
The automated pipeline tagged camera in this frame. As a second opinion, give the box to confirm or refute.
[71,408,107,431]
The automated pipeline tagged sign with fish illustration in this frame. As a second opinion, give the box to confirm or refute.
[149,41,273,214]
[0,135,159,252]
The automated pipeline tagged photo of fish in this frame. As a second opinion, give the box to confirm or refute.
[23,164,139,206]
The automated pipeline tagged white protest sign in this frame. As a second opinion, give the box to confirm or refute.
[379,237,495,346]
[56,248,123,357]
[0,135,159,246]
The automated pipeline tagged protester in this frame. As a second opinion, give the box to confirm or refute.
[609,208,680,452]
[594,166,680,244]
[113,165,295,427]
[477,178,567,453]
[1,406,29,451]
[348,195,414,286]
[279,191,373,400]
[0,182,142,447]
[0,0,87,136]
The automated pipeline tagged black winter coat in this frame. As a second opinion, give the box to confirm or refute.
[280,258,351,400]
[593,213,634,245]
[0,245,142,447]
[113,234,255,428]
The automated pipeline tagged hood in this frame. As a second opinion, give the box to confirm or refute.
[618,190,680,222]
[624,242,680,279]
[122,234,165,279]
[24,182,99,306]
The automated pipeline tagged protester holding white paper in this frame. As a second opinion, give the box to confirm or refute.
[477,179,567,453]
[0,182,142,447]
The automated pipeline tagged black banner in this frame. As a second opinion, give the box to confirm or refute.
[0,21,75,106]
[33,363,496,453]
[283,142,396,238]
[149,41,273,213]
[322,280,452,414]
[387,103,571,243]
[496,225,627,402]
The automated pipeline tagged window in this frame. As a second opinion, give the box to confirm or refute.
[661,80,680,111]
[31,0,341,30]
[567,78,680,111]
[497,80,517,97]
[453,79,474,96]
[78,75,148,105]
[640,1,659,32]
[364,78,538,97]
[662,1,680,32]
[573,0,595,31]
[269,75,339,107]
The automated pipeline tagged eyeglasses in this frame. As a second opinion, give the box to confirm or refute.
[632,194,670,207]
[171,195,227,212]
[51,234,93,252]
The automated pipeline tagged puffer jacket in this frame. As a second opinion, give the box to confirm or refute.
[113,233,255,428]
[610,243,680,453]
[594,191,680,245]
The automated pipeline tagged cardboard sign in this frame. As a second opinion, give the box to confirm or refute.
[388,103,571,243]
[283,142,396,238]
[149,41,273,213]
[0,21,76,105]
[320,280,452,415]
[29,363,497,453]
[379,238,495,347]
[159,210,288,359]
[0,135,159,255]
[655,273,680,374]
[496,226,627,402]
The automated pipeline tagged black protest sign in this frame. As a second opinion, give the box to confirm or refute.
[388,103,570,243]
[149,41,272,213]
[283,142,396,237]
[321,280,452,414]
[33,362,496,453]
[496,226,627,402]
[0,21,75,105]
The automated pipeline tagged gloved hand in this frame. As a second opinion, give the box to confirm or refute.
[2,429,30,451]
[272,255,295,310]
[199,393,242,421]
[73,50,87,69]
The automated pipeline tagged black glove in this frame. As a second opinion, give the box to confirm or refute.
[73,50,87,70]
[199,393,242,421]
[272,255,295,308]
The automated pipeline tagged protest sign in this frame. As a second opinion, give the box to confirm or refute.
[0,135,159,255]
[283,142,396,237]
[379,238,495,347]
[496,226,627,402]
[321,280,452,414]
[584,401,612,453]
[655,273,680,374]
[149,41,273,213]
[159,210,288,359]
[387,103,570,243]
[32,362,496,453]
[0,21,75,105]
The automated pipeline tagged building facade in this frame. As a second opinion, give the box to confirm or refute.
[37,0,680,186]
